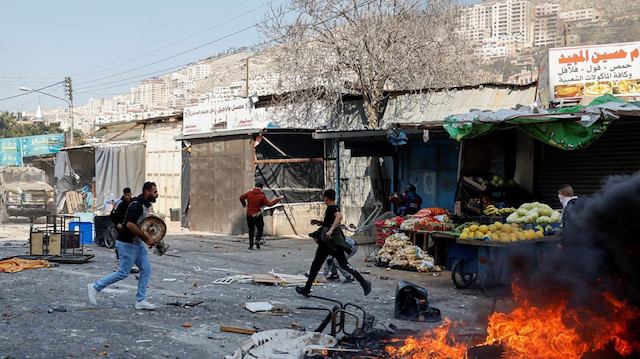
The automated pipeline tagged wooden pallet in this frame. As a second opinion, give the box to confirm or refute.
[65,191,83,214]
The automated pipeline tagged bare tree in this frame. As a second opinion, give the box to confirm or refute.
[260,0,471,125]
[259,0,472,207]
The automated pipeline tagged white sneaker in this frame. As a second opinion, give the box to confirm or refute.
[87,283,98,306]
[134,300,157,310]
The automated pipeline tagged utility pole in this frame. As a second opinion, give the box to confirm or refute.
[245,58,249,97]
[64,77,74,144]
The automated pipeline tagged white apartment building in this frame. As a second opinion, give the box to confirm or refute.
[559,8,598,23]
[534,3,562,48]
[458,0,532,47]
[185,62,212,82]
[134,78,169,108]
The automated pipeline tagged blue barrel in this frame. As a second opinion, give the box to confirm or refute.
[69,222,95,244]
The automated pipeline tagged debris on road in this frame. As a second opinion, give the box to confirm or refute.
[220,325,257,335]
[0,258,50,273]
[224,329,337,359]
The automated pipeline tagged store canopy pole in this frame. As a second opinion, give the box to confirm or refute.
[335,140,341,207]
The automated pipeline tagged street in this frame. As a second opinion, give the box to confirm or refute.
[0,222,507,359]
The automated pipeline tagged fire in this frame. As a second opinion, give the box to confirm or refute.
[385,318,468,358]
[388,287,640,358]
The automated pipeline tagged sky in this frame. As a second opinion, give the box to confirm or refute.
[0,0,285,113]
[0,0,479,114]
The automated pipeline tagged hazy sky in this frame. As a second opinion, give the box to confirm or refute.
[0,0,479,114]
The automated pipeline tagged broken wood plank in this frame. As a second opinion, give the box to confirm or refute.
[220,325,256,335]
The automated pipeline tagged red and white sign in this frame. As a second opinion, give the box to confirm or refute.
[543,41,640,103]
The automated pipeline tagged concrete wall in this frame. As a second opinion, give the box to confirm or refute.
[267,202,326,236]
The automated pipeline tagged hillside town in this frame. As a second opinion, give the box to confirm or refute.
[2,0,640,358]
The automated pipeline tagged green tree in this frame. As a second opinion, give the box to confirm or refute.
[0,111,65,139]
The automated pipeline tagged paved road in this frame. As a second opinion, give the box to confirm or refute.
[0,224,510,358]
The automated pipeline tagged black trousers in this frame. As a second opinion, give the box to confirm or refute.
[247,215,264,247]
[303,239,365,292]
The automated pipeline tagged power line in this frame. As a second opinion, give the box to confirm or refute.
[0,81,65,103]
[73,0,267,81]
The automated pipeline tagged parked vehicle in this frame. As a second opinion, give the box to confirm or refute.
[0,166,56,222]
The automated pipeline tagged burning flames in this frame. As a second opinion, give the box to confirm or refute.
[387,286,640,358]
[385,319,468,358]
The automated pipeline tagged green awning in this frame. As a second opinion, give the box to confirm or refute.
[443,95,640,150]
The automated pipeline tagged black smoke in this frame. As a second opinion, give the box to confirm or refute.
[527,171,640,310]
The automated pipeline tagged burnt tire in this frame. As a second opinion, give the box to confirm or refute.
[451,259,476,289]
[105,228,117,249]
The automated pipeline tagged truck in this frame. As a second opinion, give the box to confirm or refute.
[0,166,56,223]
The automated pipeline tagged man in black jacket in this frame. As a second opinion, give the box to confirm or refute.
[109,188,132,260]
[110,187,132,231]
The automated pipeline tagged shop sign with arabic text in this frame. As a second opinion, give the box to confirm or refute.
[545,41,640,102]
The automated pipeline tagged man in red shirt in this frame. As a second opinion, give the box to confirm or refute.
[239,183,282,250]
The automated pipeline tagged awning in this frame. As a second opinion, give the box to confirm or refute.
[443,94,640,150]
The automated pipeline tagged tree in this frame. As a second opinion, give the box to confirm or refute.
[0,111,65,139]
[260,0,473,206]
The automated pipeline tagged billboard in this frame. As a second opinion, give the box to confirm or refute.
[0,138,23,166]
[21,134,65,157]
[183,98,271,136]
[543,41,640,103]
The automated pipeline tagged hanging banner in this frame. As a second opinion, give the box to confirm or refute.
[21,134,66,157]
[0,138,23,166]
[183,98,270,135]
[544,41,640,103]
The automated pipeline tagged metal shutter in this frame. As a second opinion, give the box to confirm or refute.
[534,117,640,206]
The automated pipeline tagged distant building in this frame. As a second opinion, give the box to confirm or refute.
[533,3,562,48]
[559,8,599,24]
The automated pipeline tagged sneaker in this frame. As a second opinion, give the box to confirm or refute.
[361,280,372,296]
[295,286,310,297]
[256,244,261,249]
[87,283,98,306]
[343,277,355,284]
[130,267,140,274]
[248,246,254,250]
[327,274,340,280]
[258,239,265,245]
[134,300,157,310]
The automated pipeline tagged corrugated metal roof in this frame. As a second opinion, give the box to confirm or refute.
[381,84,537,125]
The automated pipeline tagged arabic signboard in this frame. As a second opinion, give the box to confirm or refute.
[21,134,65,157]
[0,138,24,166]
[545,41,640,103]
[183,98,271,136]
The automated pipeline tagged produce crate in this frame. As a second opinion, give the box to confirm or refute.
[521,222,562,235]
[375,225,396,247]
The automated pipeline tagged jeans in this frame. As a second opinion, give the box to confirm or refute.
[94,240,151,302]
[322,246,357,279]
[247,215,264,247]
[303,240,365,292]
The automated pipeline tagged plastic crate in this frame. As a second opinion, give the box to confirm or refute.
[375,225,395,247]
[69,222,94,244]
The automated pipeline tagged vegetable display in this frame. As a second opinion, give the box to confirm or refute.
[377,233,440,272]
[506,202,562,224]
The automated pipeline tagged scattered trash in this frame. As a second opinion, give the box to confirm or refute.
[224,329,337,359]
[97,351,107,356]
[220,325,256,335]
[135,340,152,343]
[244,302,273,312]
[361,270,371,274]
[167,300,203,308]
[192,282,198,287]
[182,323,191,327]
[47,307,67,313]
[162,278,177,282]
[213,275,253,285]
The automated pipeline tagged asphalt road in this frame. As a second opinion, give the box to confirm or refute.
[0,223,511,358]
